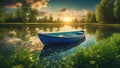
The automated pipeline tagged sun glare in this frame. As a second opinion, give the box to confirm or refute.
[63,17,72,22]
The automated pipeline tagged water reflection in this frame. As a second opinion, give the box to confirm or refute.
[84,24,97,35]
[0,24,120,51]
[95,26,120,41]
[40,38,85,57]
[84,24,120,41]
[0,24,83,51]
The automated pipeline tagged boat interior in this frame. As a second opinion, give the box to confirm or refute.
[44,31,84,37]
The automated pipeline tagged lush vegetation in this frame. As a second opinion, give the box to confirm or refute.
[114,0,120,23]
[83,12,97,23]
[0,1,39,23]
[69,33,120,68]
[83,0,120,24]
[0,33,120,68]
[0,47,41,68]
[95,0,114,23]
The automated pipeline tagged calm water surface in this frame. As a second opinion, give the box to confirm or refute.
[0,24,120,60]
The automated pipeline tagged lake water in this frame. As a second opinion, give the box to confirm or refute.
[0,24,120,60]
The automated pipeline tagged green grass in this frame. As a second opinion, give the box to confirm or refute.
[0,33,120,68]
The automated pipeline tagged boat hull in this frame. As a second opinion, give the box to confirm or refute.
[38,31,85,46]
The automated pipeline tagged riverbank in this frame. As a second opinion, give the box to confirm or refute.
[0,23,120,25]
[0,23,120,29]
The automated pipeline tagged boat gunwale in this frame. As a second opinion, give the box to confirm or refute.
[38,31,85,39]
[40,30,84,34]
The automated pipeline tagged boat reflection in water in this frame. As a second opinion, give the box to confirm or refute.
[38,30,86,62]
[40,37,85,57]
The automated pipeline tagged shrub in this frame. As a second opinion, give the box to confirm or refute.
[70,33,120,68]
[0,47,41,68]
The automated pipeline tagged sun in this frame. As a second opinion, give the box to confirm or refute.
[63,17,73,22]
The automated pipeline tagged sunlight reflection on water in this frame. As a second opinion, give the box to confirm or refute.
[1,24,120,63]
[0,25,91,52]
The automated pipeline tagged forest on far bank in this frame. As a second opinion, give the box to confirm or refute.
[84,0,120,24]
[0,0,120,24]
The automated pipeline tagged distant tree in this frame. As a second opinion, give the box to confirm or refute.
[56,17,60,23]
[58,17,62,23]
[55,17,61,23]
[84,12,96,23]
[5,14,15,23]
[89,12,97,23]
[0,6,5,23]
[21,1,31,22]
[48,16,53,23]
[85,12,91,23]
[37,18,42,23]
[37,17,47,23]
[80,18,85,23]
[15,1,39,23]
[29,9,39,22]
[95,0,114,23]
[73,18,79,23]
[42,16,48,23]
[15,8,24,22]
[114,0,120,23]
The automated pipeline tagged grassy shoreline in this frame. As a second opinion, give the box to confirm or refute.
[0,23,120,28]
[0,23,120,25]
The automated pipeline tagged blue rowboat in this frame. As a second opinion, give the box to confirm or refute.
[38,31,85,46]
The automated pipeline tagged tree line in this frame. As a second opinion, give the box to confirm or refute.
[0,1,39,23]
[0,0,120,24]
[83,0,120,24]
[0,0,80,23]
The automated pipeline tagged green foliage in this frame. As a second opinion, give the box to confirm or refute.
[48,16,54,23]
[0,1,41,23]
[70,33,120,68]
[42,16,48,23]
[89,12,97,23]
[0,47,41,68]
[18,0,31,22]
[95,26,117,41]
[83,0,118,23]
[73,18,79,23]
[29,9,39,22]
[15,8,25,22]
[5,14,16,23]
[85,12,91,23]
[95,0,114,23]
[114,0,120,22]
[85,12,97,23]
[0,6,5,23]
[18,1,39,23]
